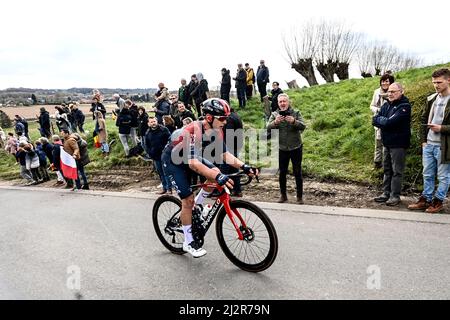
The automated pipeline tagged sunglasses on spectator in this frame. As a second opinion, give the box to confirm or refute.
[213,116,228,122]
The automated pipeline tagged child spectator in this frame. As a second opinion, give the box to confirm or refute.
[35,140,51,182]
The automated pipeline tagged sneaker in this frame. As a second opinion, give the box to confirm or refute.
[374,194,389,203]
[157,190,168,195]
[407,196,430,211]
[183,241,207,258]
[386,197,401,206]
[157,183,163,189]
[425,198,444,214]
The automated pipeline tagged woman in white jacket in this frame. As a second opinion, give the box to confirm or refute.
[24,144,42,183]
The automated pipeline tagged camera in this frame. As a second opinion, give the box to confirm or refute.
[279,110,288,117]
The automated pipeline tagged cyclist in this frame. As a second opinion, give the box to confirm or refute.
[161,98,258,258]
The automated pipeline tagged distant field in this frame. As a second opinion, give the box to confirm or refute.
[0,102,155,121]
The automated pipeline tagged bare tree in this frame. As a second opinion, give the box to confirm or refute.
[283,23,319,87]
[357,41,374,77]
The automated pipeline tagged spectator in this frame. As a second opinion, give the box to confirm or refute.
[14,115,29,140]
[0,127,5,149]
[187,74,198,112]
[174,102,196,128]
[116,104,133,157]
[51,135,66,186]
[37,107,52,138]
[154,82,169,109]
[268,82,284,112]
[71,103,86,134]
[408,68,450,213]
[60,129,80,190]
[90,95,107,120]
[151,89,170,125]
[14,118,25,136]
[245,63,256,99]
[267,93,306,204]
[95,111,109,157]
[5,132,18,155]
[171,117,194,142]
[113,93,126,112]
[178,79,190,109]
[17,132,29,144]
[370,73,395,169]
[163,115,177,134]
[372,82,411,206]
[143,117,172,195]
[35,140,51,182]
[125,99,139,145]
[24,143,42,184]
[168,94,179,119]
[220,68,231,103]
[222,107,244,197]
[16,142,35,185]
[73,133,90,190]
[54,106,71,132]
[233,64,247,108]
[38,137,54,165]
[137,106,149,142]
[256,60,270,102]
[190,73,210,116]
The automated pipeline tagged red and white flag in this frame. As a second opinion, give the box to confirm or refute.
[60,146,78,180]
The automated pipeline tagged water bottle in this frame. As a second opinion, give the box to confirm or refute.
[201,204,212,219]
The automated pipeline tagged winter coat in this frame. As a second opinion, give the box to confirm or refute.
[36,145,48,166]
[42,142,54,163]
[256,65,270,84]
[190,77,209,104]
[220,70,231,94]
[267,106,306,151]
[63,135,80,160]
[372,95,411,149]
[268,87,284,112]
[77,138,90,167]
[6,136,18,154]
[38,111,51,131]
[245,68,256,86]
[129,104,139,128]
[52,142,62,170]
[137,113,149,137]
[97,118,108,143]
[73,109,85,125]
[16,149,27,166]
[154,100,170,125]
[223,111,243,156]
[143,125,171,160]
[25,150,40,170]
[90,102,107,119]
[15,122,25,134]
[234,69,247,89]
[116,108,133,134]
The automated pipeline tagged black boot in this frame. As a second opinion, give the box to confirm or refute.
[278,194,288,203]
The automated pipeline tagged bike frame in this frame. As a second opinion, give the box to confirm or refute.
[194,182,248,241]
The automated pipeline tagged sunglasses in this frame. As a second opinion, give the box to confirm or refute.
[213,116,228,122]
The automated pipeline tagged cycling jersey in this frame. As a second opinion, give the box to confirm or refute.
[162,121,228,199]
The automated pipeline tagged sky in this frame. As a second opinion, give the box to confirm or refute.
[1,0,449,91]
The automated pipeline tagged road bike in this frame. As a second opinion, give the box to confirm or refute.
[152,172,278,272]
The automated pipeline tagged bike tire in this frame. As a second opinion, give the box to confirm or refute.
[215,200,278,272]
[152,195,185,255]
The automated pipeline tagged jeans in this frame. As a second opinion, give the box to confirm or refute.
[422,144,450,201]
[119,134,132,156]
[374,136,383,164]
[257,82,268,101]
[154,160,171,191]
[101,142,109,153]
[279,146,303,197]
[382,147,406,198]
[75,162,88,189]
[20,165,33,181]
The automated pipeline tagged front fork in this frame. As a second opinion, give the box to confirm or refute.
[221,193,248,241]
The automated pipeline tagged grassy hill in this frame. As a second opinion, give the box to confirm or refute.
[1,62,449,189]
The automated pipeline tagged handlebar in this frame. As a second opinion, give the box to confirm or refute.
[190,168,261,192]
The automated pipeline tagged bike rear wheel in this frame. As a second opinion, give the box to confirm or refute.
[152,195,185,255]
[215,200,278,272]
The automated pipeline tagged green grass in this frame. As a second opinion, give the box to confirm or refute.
[1,62,449,188]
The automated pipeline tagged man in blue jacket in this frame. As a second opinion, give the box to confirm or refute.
[372,82,411,206]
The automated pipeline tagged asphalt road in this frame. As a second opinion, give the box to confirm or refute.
[0,187,449,300]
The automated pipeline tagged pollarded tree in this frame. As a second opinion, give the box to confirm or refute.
[283,22,320,87]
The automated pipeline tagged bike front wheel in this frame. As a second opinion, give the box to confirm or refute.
[152,195,185,255]
[215,200,278,272]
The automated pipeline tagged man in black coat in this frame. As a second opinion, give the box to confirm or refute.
[220,68,231,103]
[372,82,411,206]
[256,60,270,102]
[268,82,284,112]
[72,104,85,133]
[37,107,52,138]
[233,64,247,108]
[174,102,196,129]
[143,117,172,194]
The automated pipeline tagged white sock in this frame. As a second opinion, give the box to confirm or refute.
[195,189,211,206]
[182,225,193,244]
